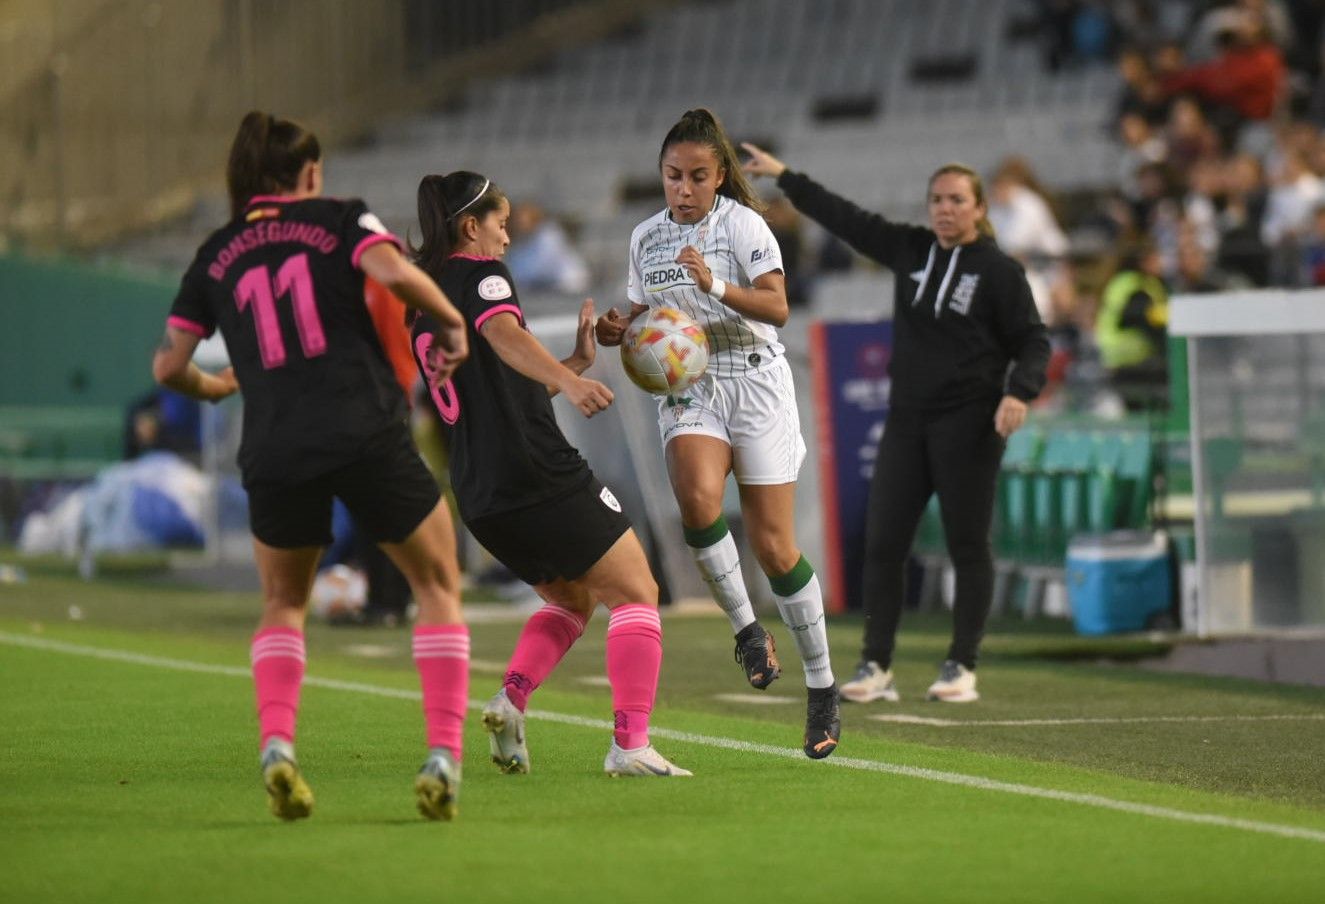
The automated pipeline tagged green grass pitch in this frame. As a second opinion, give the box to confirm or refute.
[3,568,1325,903]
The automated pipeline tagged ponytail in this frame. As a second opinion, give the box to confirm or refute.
[659,108,765,213]
[928,163,996,239]
[226,111,321,218]
[411,171,506,275]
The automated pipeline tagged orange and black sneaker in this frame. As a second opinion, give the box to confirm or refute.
[803,684,841,759]
[734,622,781,689]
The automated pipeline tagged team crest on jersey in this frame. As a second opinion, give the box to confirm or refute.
[478,275,513,301]
[599,486,622,512]
[949,274,980,315]
[357,212,388,235]
[641,264,694,293]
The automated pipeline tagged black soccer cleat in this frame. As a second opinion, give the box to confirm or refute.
[803,683,841,759]
[733,622,781,689]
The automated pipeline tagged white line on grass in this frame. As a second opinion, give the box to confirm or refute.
[4,629,1325,845]
[871,714,1325,727]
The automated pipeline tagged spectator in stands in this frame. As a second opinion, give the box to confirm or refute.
[1261,146,1325,282]
[1095,241,1170,411]
[1297,203,1325,285]
[1115,46,1171,127]
[595,110,841,758]
[1162,8,1286,137]
[1171,228,1251,293]
[1217,151,1272,284]
[1117,112,1170,201]
[742,141,1049,706]
[987,157,1070,260]
[152,110,470,822]
[504,200,590,296]
[1165,95,1223,171]
[410,169,690,777]
[1182,158,1224,253]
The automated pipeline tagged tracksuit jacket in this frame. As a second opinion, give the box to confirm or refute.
[776,170,1051,410]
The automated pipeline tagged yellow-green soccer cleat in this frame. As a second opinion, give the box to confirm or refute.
[261,741,314,821]
[415,749,461,821]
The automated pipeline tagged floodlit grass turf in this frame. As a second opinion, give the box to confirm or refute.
[3,571,1325,903]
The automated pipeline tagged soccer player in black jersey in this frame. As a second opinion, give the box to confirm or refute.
[153,112,472,822]
[409,171,689,777]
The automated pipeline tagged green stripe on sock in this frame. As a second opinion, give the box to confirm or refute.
[683,515,729,549]
[769,555,814,596]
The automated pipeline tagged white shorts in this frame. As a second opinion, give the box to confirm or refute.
[656,355,807,485]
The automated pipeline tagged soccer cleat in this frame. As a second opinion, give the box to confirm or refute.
[481,689,531,774]
[840,660,900,703]
[733,622,781,689]
[926,659,979,702]
[603,741,693,777]
[803,683,841,759]
[414,749,461,821]
[261,739,314,821]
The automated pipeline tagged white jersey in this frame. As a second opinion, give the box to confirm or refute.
[627,196,785,378]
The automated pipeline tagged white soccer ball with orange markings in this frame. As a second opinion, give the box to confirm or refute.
[620,307,709,395]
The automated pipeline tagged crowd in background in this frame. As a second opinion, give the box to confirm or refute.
[494,2,1325,418]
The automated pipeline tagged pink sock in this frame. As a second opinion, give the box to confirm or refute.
[251,627,305,748]
[605,604,662,750]
[502,605,587,711]
[412,624,470,759]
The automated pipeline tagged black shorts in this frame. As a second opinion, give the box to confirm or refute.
[466,476,632,585]
[247,425,441,549]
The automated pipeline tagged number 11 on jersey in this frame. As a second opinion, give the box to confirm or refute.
[234,253,327,369]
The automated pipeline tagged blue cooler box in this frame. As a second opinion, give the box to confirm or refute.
[1066,531,1172,635]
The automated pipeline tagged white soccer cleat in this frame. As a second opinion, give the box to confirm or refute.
[926,659,979,702]
[481,689,531,774]
[603,741,693,777]
[840,660,900,703]
[414,749,461,821]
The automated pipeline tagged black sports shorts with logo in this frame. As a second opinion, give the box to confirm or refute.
[465,475,632,585]
[247,423,440,549]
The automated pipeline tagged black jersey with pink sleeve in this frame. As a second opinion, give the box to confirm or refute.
[411,256,590,520]
[168,196,408,485]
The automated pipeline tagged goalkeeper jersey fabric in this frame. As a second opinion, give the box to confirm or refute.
[411,255,590,520]
[167,195,409,486]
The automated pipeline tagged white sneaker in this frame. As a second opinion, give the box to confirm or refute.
[926,660,979,702]
[603,741,692,777]
[414,749,461,821]
[840,660,900,703]
[481,689,530,774]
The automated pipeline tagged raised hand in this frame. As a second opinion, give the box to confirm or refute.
[741,142,788,179]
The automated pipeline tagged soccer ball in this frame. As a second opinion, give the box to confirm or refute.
[620,307,709,394]
[310,564,367,622]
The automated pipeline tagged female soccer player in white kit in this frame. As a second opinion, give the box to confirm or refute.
[596,108,839,758]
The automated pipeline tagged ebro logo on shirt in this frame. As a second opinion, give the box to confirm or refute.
[642,265,694,292]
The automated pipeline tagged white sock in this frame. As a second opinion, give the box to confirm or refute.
[772,572,835,689]
[689,531,756,633]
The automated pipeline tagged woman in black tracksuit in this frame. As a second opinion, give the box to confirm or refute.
[743,143,1049,703]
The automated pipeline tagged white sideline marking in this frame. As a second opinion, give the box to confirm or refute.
[712,693,798,706]
[4,629,1325,845]
[871,714,1325,727]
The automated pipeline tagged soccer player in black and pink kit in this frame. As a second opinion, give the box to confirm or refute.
[409,171,690,777]
[153,112,472,822]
